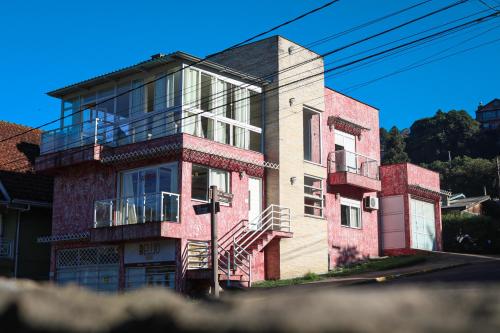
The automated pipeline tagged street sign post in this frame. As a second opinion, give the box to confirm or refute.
[210,185,219,298]
[193,202,220,215]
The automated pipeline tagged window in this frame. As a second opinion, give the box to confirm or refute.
[191,165,230,201]
[340,198,362,228]
[304,175,323,217]
[303,108,321,163]
[334,130,357,172]
[181,67,262,152]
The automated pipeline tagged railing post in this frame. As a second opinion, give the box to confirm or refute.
[94,118,99,145]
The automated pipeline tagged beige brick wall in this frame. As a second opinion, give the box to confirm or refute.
[212,36,329,278]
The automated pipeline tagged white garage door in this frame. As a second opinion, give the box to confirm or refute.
[410,198,436,251]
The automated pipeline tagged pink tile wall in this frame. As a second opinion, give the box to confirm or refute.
[323,88,381,266]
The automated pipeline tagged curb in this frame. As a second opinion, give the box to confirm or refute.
[352,262,470,285]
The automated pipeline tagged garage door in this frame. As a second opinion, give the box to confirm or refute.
[410,198,436,251]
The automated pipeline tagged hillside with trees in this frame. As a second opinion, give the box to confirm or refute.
[380,110,500,197]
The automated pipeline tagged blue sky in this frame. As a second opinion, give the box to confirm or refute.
[0,0,498,130]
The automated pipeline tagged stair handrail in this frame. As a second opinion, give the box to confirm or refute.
[235,205,290,256]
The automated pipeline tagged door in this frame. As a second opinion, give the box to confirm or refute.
[410,198,436,251]
[248,177,262,230]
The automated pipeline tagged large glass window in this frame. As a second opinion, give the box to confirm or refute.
[191,165,230,201]
[181,68,262,152]
[340,198,362,228]
[304,175,323,217]
[303,108,321,163]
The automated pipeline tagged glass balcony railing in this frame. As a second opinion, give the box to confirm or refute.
[329,150,379,180]
[94,191,180,228]
[40,118,115,155]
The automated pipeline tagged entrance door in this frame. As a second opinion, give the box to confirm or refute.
[248,177,262,230]
[410,198,436,251]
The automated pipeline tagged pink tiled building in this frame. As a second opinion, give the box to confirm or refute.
[36,36,441,293]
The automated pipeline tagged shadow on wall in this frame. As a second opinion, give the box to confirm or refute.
[334,245,369,266]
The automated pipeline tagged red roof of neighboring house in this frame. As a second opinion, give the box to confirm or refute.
[0,121,53,204]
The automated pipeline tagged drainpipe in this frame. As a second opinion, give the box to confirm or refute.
[12,204,31,278]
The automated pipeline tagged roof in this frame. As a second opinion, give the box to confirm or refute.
[477,99,500,112]
[0,121,53,204]
[443,195,491,210]
[47,51,267,98]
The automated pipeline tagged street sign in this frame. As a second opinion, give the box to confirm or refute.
[193,202,220,215]
[216,190,234,204]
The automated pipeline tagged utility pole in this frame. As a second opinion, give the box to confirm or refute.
[210,185,219,298]
[496,156,500,199]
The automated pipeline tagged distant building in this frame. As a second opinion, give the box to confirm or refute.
[442,193,492,216]
[476,99,500,129]
[0,121,53,280]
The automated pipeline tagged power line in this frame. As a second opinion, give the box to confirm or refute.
[5,10,492,169]
[3,6,497,171]
[0,0,341,145]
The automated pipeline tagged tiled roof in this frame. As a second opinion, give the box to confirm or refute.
[0,121,53,203]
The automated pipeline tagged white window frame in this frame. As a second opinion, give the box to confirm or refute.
[180,65,262,150]
[304,175,324,218]
[303,106,322,165]
[118,162,179,198]
[191,164,231,203]
[340,197,362,229]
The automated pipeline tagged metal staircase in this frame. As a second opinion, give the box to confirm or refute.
[187,204,291,287]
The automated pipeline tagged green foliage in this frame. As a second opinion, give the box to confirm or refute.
[405,110,480,164]
[423,156,496,196]
[442,213,500,254]
[381,126,410,165]
[252,256,426,288]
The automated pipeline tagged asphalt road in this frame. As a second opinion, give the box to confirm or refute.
[378,261,500,286]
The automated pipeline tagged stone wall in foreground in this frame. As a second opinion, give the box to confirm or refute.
[1,278,500,332]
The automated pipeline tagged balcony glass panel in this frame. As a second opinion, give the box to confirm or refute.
[94,192,180,228]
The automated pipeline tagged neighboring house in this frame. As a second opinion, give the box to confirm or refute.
[476,99,500,129]
[0,121,53,280]
[35,36,441,293]
[379,163,442,255]
[442,194,491,215]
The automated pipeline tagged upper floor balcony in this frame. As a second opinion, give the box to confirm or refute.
[328,150,381,193]
[38,64,264,169]
[91,191,181,243]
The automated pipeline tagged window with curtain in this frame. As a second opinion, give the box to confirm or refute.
[184,68,199,108]
[303,108,321,163]
[191,164,230,201]
[340,197,362,228]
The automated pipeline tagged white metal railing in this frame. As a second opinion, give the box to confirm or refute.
[0,239,13,258]
[94,191,180,228]
[185,205,291,286]
[329,150,379,180]
[40,118,115,155]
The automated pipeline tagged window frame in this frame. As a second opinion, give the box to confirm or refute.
[340,197,362,229]
[303,107,322,164]
[180,64,263,152]
[191,164,231,202]
[304,175,324,218]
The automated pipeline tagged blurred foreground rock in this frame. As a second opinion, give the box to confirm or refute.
[0,278,499,332]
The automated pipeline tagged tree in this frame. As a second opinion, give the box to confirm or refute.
[424,156,496,197]
[406,110,480,164]
[381,126,410,165]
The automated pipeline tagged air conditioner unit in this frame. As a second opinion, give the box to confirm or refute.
[364,196,379,210]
